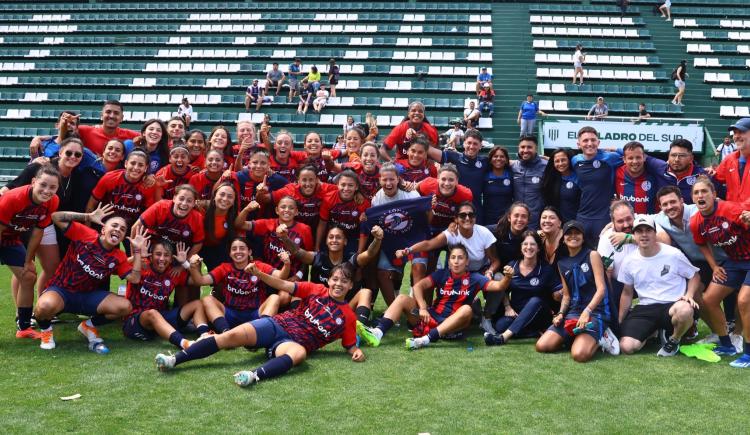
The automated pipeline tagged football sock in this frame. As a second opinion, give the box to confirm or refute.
[212,316,230,333]
[17,307,33,330]
[428,327,440,343]
[37,319,52,330]
[744,341,750,356]
[377,317,394,335]
[89,315,109,327]
[168,331,185,348]
[196,323,210,335]
[256,354,293,380]
[719,335,733,348]
[355,306,371,324]
[175,336,218,365]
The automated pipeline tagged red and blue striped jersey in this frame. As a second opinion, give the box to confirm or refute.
[209,261,273,311]
[394,158,436,183]
[189,170,221,202]
[417,177,474,232]
[138,200,205,249]
[126,261,187,315]
[0,185,58,247]
[154,164,196,200]
[614,167,657,214]
[274,282,357,353]
[320,192,370,243]
[427,269,489,318]
[690,200,750,261]
[271,182,337,229]
[251,218,312,276]
[48,222,132,292]
[92,169,155,226]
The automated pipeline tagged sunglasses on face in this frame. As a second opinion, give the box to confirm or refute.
[458,212,476,220]
[64,150,83,158]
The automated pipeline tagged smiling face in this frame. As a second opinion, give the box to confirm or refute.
[490,149,508,171]
[248,152,269,180]
[379,170,399,196]
[186,133,206,158]
[275,133,293,160]
[612,205,634,233]
[325,227,346,253]
[345,130,363,155]
[167,119,185,141]
[101,104,123,130]
[144,122,163,147]
[102,140,125,165]
[169,149,189,174]
[31,173,59,204]
[213,185,235,212]
[455,205,476,231]
[517,140,537,162]
[463,136,481,159]
[100,216,128,248]
[563,228,583,250]
[58,141,83,170]
[658,192,684,221]
[447,248,469,275]
[577,132,600,158]
[172,189,196,218]
[406,143,427,167]
[521,234,540,260]
[734,128,749,156]
[205,150,224,173]
[407,103,425,125]
[237,122,255,145]
[361,145,378,172]
[553,151,570,175]
[303,133,322,156]
[337,176,357,201]
[437,170,458,196]
[297,169,318,197]
[623,147,645,177]
[275,197,298,224]
[229,239,250,265]
[327,269,353,301]
[124,153,148,182]
[692,180,716,214]
[209,128,228,151]
[509,206,529,234]
[539,209,562,234]
[150,243,172,274]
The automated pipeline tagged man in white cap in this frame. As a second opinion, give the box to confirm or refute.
[617,215,701,356]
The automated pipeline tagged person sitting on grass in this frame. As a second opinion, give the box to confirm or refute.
[123,240,210,349]
[535,220,620,362]
[154,262,366,388]
[34,203,149,353]
[617,216,700,357]
[357,244,507,350]
[188,238,290,334]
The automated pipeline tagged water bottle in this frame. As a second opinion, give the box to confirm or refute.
[117,285,126,296]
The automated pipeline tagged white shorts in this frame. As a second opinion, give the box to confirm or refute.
[40,225,57,246]
[674,79,685,89]
[663,0,671,7]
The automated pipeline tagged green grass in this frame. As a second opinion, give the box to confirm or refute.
[1,266,747,434]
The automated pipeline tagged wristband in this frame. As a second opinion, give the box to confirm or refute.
[404,247,412,255]
[182,260,191,269]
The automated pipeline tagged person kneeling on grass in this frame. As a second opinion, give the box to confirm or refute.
[357,244,507,350]
[34,203,149,353]
[617,216,700,357]
[123,240,210,350]
[155,262,366,387]
[535,220,620,362]
[189,238,290,334]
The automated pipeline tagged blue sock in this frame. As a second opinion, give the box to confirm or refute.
[212,316,230,333]
[175,336,218,365]
[744,341,750,356]
[168,331,184,348]
[196,324,209,335]
[377,318,394,334]
[355,306,371,324]
[428,328,440,342]
[17,307,33,330]
[719,335,733,348]
[256,354,294,380]
[90,314,109,327]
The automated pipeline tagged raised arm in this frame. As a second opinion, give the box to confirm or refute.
[52,203,114,230]
[356,226,384,266]
[485,264,513,292]
[277,224,315,265]
[396,232,447,259]
[124,225,149,284]
[186,254,215,286]
[234,201,259,231]
[245,261,296,294]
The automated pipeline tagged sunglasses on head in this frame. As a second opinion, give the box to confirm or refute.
[458,212,476,220]
[64,150,83,158]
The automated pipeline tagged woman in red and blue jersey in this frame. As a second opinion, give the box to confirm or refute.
[316,170,370,255]
[221,147,288,218]
[394,137,437,185]
[189,149,224,210]
[154,144,197,201]
[154,262,365,387]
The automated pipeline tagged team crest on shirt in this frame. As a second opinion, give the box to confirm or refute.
[722,222,729,229]
[530,277,540,286]
[580,263,590,273]
[593,160,601,168]
[660,265,670,276]
[40,214,46,220]
[182,230,190,237]
[224,221,229,229]
[135,194,142,201]
[164,279,171,287]
[532,176,540,184]
[251,276,258,283]
[462,278,469,285]
[503,179,511,186]
[294,237,301,244]
[352,211,358,217]
[565,181,574,189]
[383,210,412,232]
[686,176,697,185]
[423,168,429,175]
[335,317,343,325]
[108,262,115,269]
[641,181,652,191]
[475,161,482,168]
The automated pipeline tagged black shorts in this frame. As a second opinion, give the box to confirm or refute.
[268,80,280,87]
[620,302,698,342]
[329,78,339,85]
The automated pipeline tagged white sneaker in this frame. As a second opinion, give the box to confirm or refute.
[480,317,497,335]
[730,333,743,353]
[599,327,620,355]
[39,328,55,350]
[697,333,719,344]
[234,370,260,387]
[155,353,176,371]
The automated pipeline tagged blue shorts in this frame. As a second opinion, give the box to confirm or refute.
[225,307,259,328]
[122,307,182,341]
[546,313,606,344]
[0,244,26,267]
[377,250,428,274]
[250,317,293,358]
[713,259,750,289]
[45,286,111,316]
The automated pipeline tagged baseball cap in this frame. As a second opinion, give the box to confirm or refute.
[728,118,750,132]
[562,220,585,235]
[632,215,656,231]
[481,66,487,70]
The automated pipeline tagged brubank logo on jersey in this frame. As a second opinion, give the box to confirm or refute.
[304,307,332,338]
[77,254,105,279]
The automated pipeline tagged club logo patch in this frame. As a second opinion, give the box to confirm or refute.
[593,160,601,169]
[530,277,540,286]
[660,265,670,276]
[580,263,590,273]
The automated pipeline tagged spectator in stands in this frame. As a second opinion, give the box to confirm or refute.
[478,84,495,118]
[634,102,651,122]
[444,124,464,149]
[716,136,736,162]
[297,81,313,114]
[177,97,193,128]
[587,97,609,121]
[572,44,585,86]
[715,118,750,202]
[463,101,481,129]
[77,100,139,156]
[245,79,263,112]
[328,59,340,97]
[511,136,548,230]
[313,85,329,113]
[517,94,546,137]
[380,101,438,162]
[287,58,303,103]
[29,110,80,159]
[265,62,286,96]
[616,0,629,17]
[671,60,687,106]
[343,115,356,134]
[476,67,493,95]
[303,66,322,92]
[659,0,671,21]
[333,134,346,152]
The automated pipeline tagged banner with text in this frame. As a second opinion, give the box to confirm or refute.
[541,120,704,152]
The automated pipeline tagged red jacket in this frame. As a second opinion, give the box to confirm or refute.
[715,150,750,202]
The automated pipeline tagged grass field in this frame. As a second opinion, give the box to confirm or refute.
[1,266,747,434]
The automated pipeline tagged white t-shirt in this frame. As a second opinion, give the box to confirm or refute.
[370,188,419,207]
[573,50,583,67]
[443,225,497,272]
[597,228,638,279]
[178,104,193,118]
[617,243,698,305]
[464,108,480,119]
